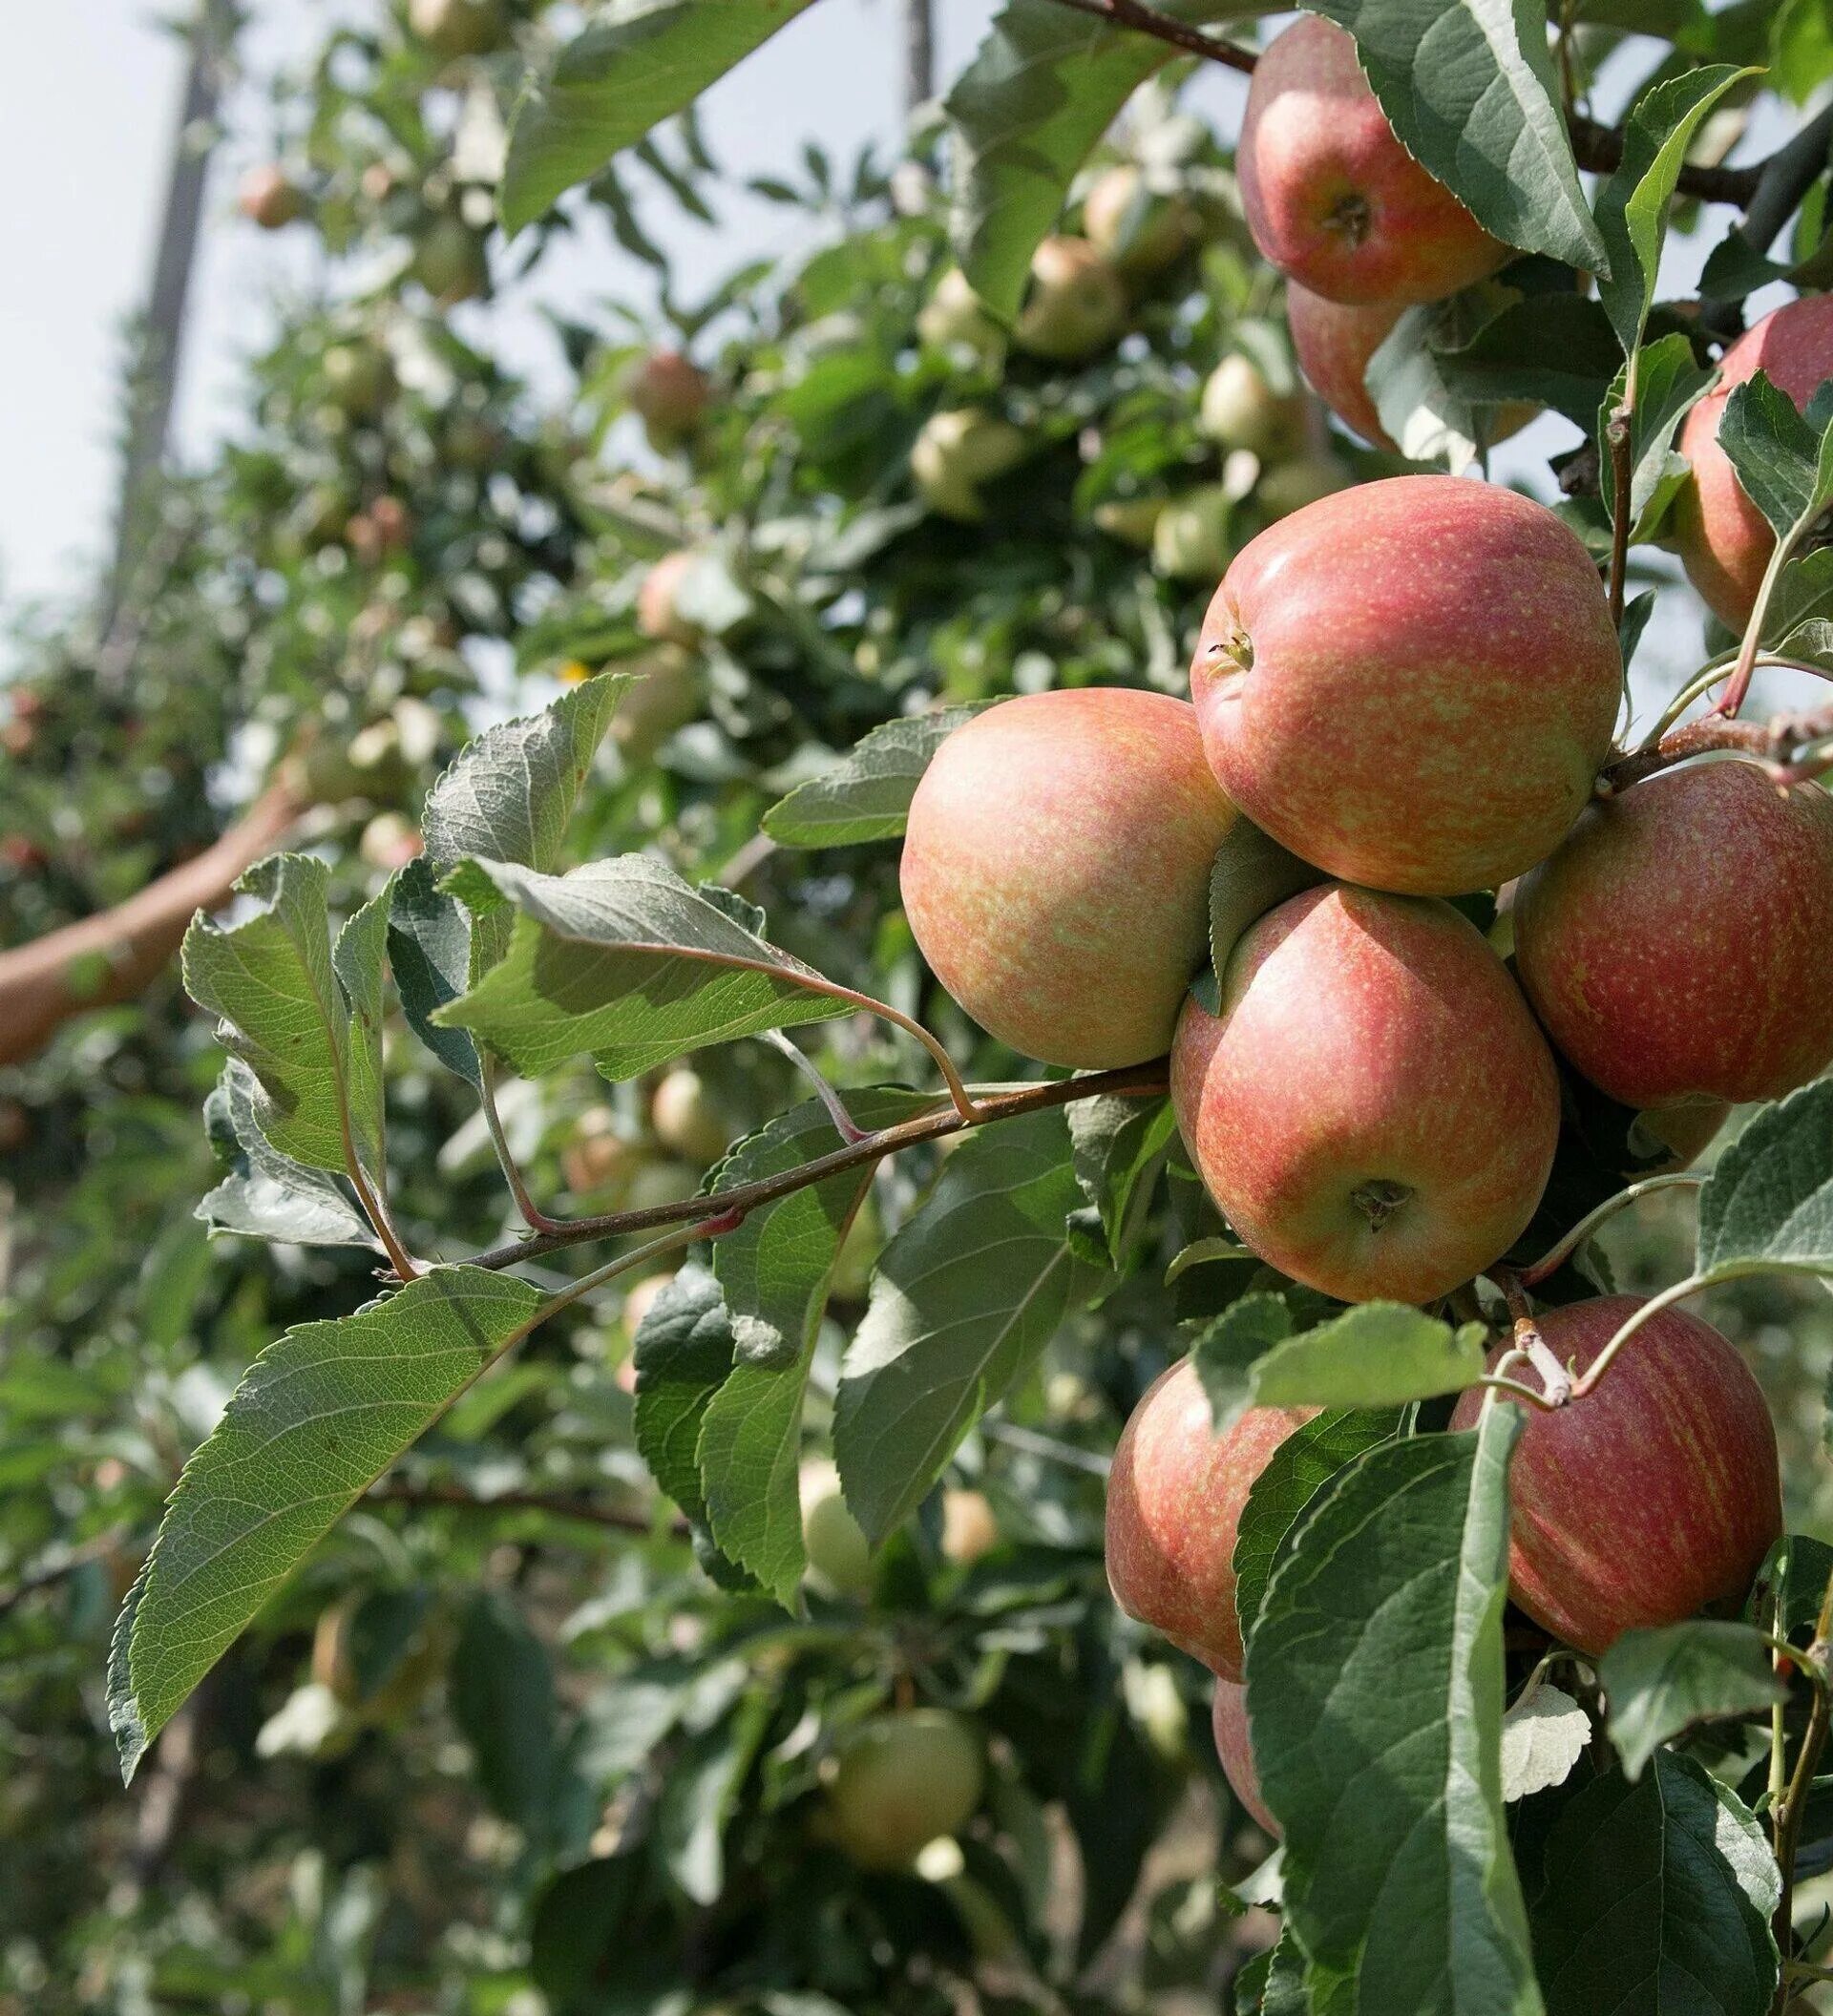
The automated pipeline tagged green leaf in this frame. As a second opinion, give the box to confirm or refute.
[1596,333,1717,546]
[632,1265,734,1526]
[1196,821,1325,1014]
[501,0,819,235]
[180,853,366,1178]
[452,1591,560,1836]
[1232,1407,1401,1647]
[1593,66,1748,358]
[1066,1094,1177,1270]
[1188,1290,1294,1422]
[1525,1754,1779,2015]
[761,707,990,848]
[1500,1683,1591,1802]
[1716,369,1832,540]
[198,1060,379,1250]
[108,1267,547,1780]
[657,1690,773,1903]
[1436,291,1621,429]
[1366,301,1482,472]
[1304,0,1606,276]
[1250,1302,1488,1408]
[1695,1076,1833,1285]
[833,1107,1103,1541]
[390,854,485,1090]
[1598,1621,1786,1781]
[1247,1405,1541,2014]
[1764,548,1833,642]
[1748,1532,1833,1640]
[332,885,391,1176]
[434,854,857,1080]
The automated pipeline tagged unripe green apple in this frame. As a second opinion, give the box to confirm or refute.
[1450,1299,1780,1655]
[1092,494,1168,547]
[624,348,710,451]
[1012,237,1127,361]
[900,689,1237,1069]
[910,409,1030,522]
[610,648,700,761]
[408,0,507,57]
[240,164,308,231]
[1190,475,1622,895]
[1238,15,1507,306]
[1515,760,1833,1108]
[650,1066,729,1165]
[825,1710,985,1868]
[322,340,392,418]
[412,217,489,306]
[800,1459,874,1595]
[1254,452,1350,519]
[1211,1680,1278,1837]
[562,1107,643,1202]
[1674,294,1833,629]
[1106,1358,1317,1680]
[916,268,1006,364]
[1083,164,1200,279]
[1151,486,1235,580]
[1172,884,1559,1305]
[1625,1099,1729,1175]
[1198,354,1303,457]
[636,551,704,648]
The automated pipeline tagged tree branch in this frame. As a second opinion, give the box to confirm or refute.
[366,1480,672,1535]
[463,1060,1169,1272]
[1037,0,1257,72]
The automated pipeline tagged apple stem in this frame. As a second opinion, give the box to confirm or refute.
[1494,1268,1571,1407]
[1605,399,1633,631]
[1480,1349,1566,1415]
[1570,1272,1715,1398]
[765,1029,870,1143]
[481,1060,566,1235]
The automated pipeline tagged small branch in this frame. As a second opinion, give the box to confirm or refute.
[1770,1564,1833,2010]
[348,1159,420,1284]
[0,1529,131,1622]
[366,1479,672,1535]
[766,1029,867,1142]
[1492,1268,1571,1406]
[1037,0,1257,71]
[1515,1172,1703,1287]
[1570,1272,1719,1398]
[1739,103,1833,266]
[462,1061,1168,1273]
[1569,113,1766,207]
[1605,396,1634,631]
[983,1419,1112,1477]
[482,1060,563,1234]
[1717,531,1801,720]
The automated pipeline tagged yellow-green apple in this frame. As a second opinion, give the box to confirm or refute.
[900,690,1237,1068]
[562,1107,643,1203]
[1190,475,1621,895]
[1673,293,1833,629]
[624,348,709,451]
[1092,494,1168,547]
[1198,353,1304,456]
[1172,885,1559,1304]
[1449,1298,1781,1655]
[1625,1099,1730,1175]
[412,217,488,305]
[1515,758,1833,1107]
[1152,485,1234,580]
[825,1710,985,1867]
[910,409,1030,521]
[940,1487,1000,1566]
[1255,452,1350,519]
[916,268,1007,364]
[1106,1358,1317,1681]
[240,164,307,230]
[609,648,700,761]
[409,0,506,57]
[1211,1679,1278,1837]
[801,1459,874,1596]
[1238,16,1508,306]
[650,1065,730,1164]
[1084,164,1201,279]
[636,550,704,647]
[1012,237,1128,361]
[323,339,392,417]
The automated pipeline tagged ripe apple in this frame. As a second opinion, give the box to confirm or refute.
[650,1066,730,1164]
[1190,475,1622,896]
[1173,884,1559,1305]
[900,689,1237,1069]
[825,1710,985,1869]
[1106,1357,1317,1681]
[916,268,1006,365]
[1198,354,1303,456]
[1515,758,1833,1107]
[1449,1298,1781,1655]
[239,164,307,231]
[409,0,507,58]
[1152,485,1235,581]
[562,1108,643,1203]
[910,408,1031,522]
[1012,237,1128,361]
[358,812,422,870]
[801,1459,874,1596]
[1673,293,1833,629]
[1211,1679,1278,1837]
[636,550,704,647]
[412,217,489,306]
[624,348,710,451]
[1238,15,1508,306]
[1084,164,1200,279]
[940,1487,1000,1566]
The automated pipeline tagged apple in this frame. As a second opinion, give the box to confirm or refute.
[1238,15,1508,307]
[610,648,700,761]
[408,0,507,58]
[1084,164,1200,279]
[239,164,307,231]
[322,340,392,418]
[1106,1357,1317,1681]
[940,1487,999,1566]
[624,348,710,451]
[412,218,489,306]
[1092,494,1168,547]
[1514,758,1833,1107]
[1449,1298,1781,1655]
[1012,237,1128,362]
[1173,884,1559,1305]
[801,1460,874,1596]
[1190,475,1621,896]
[1625,1099,1729,1175]
[825,1710,985,1869]
[358,812,422,870]
[1198,354,1303,457]
[916,268,1006,364]
[910,408,1030,522]
[562,1108,643,1202]
[1673,293,1833,630]
[1211,1680,1278,1837]
[1255,452,1350,520]
[636,550,705,647]
[1151,485,1235,581]
[900,689,1238,1069]
[650,1066,730,1165]
[622,1270,675,1340]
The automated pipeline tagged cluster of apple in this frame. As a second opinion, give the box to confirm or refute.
[898,448,1832,1827]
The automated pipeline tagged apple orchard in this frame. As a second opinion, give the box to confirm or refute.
[13,0,1833,2011]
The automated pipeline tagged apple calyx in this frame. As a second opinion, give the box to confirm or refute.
[1205,627,1254,673]
[1350,1178,1412,1231]
[1325,191,1373,247]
